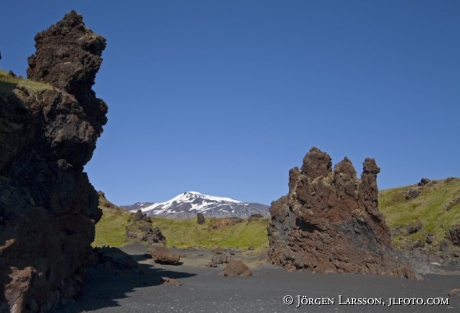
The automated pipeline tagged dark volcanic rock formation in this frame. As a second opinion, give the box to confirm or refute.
[0,11,107,312]
[267,147,416,278]
[27,10,107,134]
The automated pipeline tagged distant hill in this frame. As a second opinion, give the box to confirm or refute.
[95,192,269,249]
[121,202,155,212]
[379,177,460,264]
[120,191,270,219]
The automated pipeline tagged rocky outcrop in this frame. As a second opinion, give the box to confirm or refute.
[125,209,165,245]
[27,11,107,134]
[0,11,107,312]
[450,225,460,246]
[267,147,416,278]
[197,213,205,224]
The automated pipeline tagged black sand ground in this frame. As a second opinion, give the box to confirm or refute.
[61,244,460,313]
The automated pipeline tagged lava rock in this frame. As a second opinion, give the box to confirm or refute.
[141,227,166,244]
[147,246,181,265]
[407,220,423,235]
[267,147,416,279]
[405,189,421,200]
[417,178,431,186]
[133,210,144,222]
[220,260,252,277]
[0,10,108,312]
[197,213,205,224]
[450,225,460,246]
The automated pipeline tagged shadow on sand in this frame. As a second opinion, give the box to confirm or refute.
[59,249,196,313]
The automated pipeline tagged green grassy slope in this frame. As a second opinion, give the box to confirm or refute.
[154,217,269,249]
[93,196,132,247]
[379,177,460,249]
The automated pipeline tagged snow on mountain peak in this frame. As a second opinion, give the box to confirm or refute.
[123,191,270,218]
[178,191,242,204]
[132,191,243,215]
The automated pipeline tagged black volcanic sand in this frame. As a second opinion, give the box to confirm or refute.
[61,244,460,313]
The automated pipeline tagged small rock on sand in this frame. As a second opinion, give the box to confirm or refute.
[220,260,252,277]
[162,277,182,286]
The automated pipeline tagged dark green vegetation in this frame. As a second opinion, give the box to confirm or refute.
[94,177,460,253]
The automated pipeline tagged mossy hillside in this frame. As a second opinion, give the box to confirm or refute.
[379,178,460,249]
[93,197,131,247]
[154,217,269,249]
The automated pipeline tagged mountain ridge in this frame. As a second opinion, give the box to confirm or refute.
[120,191,270,219]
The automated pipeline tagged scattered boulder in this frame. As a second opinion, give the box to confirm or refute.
[141,227,166,245]
[267,147,416,278]
[440,240,451,253]
[407,220,423,235]
[162,277,182,286]
[448,289,460,297]
[212,247,225,255]
[7,70,16,78]
[125,209,165,244]
[418,178,431,186]
[206,261,217,268]
[132,209,152,223]
[197,213,206,224]
[147,246,181,265]
[425,233,434,245]
[220,260,252,277]
[405,189,421,200]
[210,247,233,264]
[449,225,460,246]
[133,210,144,222]
[411,240,425,249]
[212,254,231,264]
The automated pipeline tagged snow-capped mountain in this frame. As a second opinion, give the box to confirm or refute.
[120,191,270,219]
[122,202,155,212]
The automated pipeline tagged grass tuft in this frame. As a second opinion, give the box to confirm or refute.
[0,69,52,93]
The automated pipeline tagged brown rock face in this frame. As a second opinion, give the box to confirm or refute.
[0,11,107,312]
[27,10,108,135]
[267,147,416,278]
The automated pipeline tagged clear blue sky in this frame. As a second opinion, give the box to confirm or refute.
[2,1,459,205]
